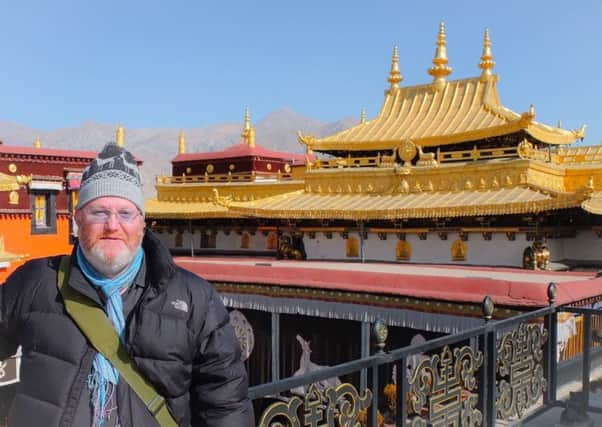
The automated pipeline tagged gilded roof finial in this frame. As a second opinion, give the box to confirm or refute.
[529,104,536,117]
[33,136,41,148]
[428,21,452,89]
[244,107,251,132]
[360,108,366,124]
[178,131,186,154]
[116,124,125,147]
[479,28,495,80]
[241,108,255,148]
[387,46,403,93]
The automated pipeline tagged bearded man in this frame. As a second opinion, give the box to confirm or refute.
[0,143,253,426]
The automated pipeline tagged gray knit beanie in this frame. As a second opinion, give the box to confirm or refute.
[76,142,144,214]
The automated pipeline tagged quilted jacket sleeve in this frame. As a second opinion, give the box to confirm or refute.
[0,265,30,360]
[190,285,254,427]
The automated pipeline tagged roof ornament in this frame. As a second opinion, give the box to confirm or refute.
[116,124,125,147]
[33,137,41,148]
[387,46,403,94]
[529,104,536,117]
[428,21,452,90]
[241,108,256,148]
[360,108,367,124]
[479,28,495,81]
[178,131,186,154]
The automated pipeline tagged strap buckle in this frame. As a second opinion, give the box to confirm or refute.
[146,395,166,416]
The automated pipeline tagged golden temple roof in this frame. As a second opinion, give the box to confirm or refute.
[299,28,585,152]
[227,186,583,220]
[145,199,241,219]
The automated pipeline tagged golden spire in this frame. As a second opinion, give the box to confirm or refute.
[116,124,125,147]
[387,46,403,93]
[428,21,452,89]
[241,108,256,148]
[33,136,41,148]
[178,131,186,154]
[479,28,495,80]
[360,108,366,124]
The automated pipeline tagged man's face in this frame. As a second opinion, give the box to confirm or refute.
[75,196,145,277]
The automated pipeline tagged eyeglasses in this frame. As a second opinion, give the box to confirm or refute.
[83,208,142,224]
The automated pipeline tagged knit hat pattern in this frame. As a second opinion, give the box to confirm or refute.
[77,143,144,213]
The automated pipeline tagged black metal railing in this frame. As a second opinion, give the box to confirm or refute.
[250,283,602,426]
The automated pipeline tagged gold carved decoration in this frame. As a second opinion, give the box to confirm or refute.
[399,140,417,166]
[257,383,372,427]
[284,163,291,173]
[0,173,31,192]
[206,164,214,174]
[517,139,533,159]
[451,239,467,261]
[185,167,191,174]
[8,164,16,173]
[346,237,359,257]
[396,240,412,261]
[209,188,232,208]
[229,163,235,171]
[8,191,18,205]
[267,163,272,171]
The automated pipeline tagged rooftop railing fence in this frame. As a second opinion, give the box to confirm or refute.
[250,283,602,427]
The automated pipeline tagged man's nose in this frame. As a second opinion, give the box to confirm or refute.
[104,213,121,229]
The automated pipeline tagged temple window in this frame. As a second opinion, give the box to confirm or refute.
[396,241,411,261]
[30,192,56,235]
[346,237,359,257]
[266,232,277,250]
[175,231,183,248]
[201,231,216,248]
[241,232,250,249]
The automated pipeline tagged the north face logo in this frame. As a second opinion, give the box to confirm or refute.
[171,299,188,313]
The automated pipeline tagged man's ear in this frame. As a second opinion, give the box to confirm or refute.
[74,209,82,227]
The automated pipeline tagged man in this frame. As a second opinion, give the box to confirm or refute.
[0,143,253,426]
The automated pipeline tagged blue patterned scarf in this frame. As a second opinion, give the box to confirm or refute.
[76,245,144,427]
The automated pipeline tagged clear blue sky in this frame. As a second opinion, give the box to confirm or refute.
[1,0,601,144]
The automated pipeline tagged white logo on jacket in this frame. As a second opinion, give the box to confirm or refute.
[171,299,188,313]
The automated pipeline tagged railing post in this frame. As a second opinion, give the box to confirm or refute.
[544,282,558,403]
[360,321,370,393]
[396,358,408,427]
[480,296,496,427]
[583,311,592,407]
[370,320,387,427]
[271,313,280,383]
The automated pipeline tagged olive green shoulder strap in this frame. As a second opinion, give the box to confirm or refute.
[57,256,177,427]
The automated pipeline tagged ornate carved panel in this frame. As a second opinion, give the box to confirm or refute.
[496,322,548,420]
[258,382,372,427]
[408,345,483,427]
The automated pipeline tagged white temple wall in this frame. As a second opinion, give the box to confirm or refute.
[303,234,348,260]
[303,231,533,267]
[562,230,602,261]
[546,238,565,261]
[363,236,396,262]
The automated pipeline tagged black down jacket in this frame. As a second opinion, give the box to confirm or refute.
[0,230,253,427]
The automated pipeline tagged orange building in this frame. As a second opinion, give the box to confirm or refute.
[0,140,96,282]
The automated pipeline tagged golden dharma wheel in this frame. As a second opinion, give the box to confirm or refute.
[229,163,235,171]
[517,140,533,159]
[399,140,417,163]
[206,164,214,174]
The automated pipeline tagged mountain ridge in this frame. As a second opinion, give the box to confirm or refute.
[0,110,358,198]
